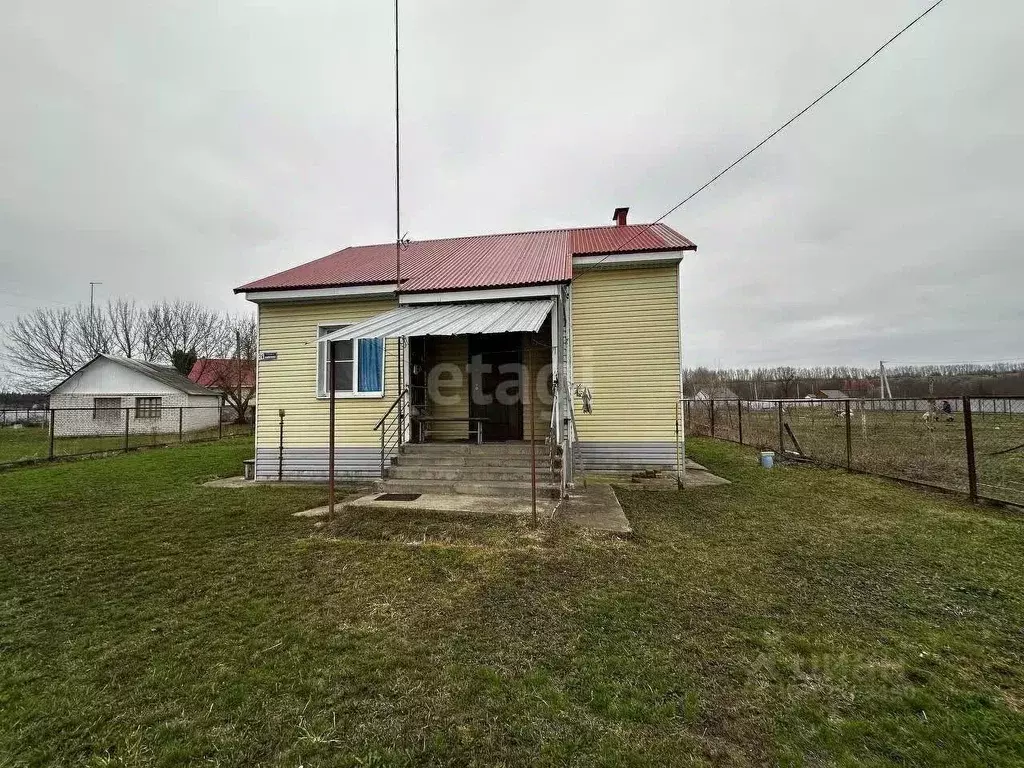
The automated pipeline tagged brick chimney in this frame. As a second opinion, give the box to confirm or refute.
[612,206,629,226]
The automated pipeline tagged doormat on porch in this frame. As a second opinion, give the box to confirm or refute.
[375,493,422,502]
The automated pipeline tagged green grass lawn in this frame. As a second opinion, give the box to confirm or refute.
[0,423,253,467]
[693,404,1024,506]
[2,438,1023,766]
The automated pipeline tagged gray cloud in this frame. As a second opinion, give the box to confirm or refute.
[1,0,1020,373]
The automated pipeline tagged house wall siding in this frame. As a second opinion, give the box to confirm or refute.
[570,264,681,468]
[523,332,553,440]
[255,298,399,478]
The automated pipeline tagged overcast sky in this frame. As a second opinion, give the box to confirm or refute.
[1,0,1020,379]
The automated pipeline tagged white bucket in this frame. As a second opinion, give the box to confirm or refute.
[760,451,774,469]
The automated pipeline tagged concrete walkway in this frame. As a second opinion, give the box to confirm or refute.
[586,460,730,491]
[553,484,632,535]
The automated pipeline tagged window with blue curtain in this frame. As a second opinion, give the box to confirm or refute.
[357,338,384,393]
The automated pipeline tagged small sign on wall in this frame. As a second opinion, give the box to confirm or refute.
[260,351,278,362]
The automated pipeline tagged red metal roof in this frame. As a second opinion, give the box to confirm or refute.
[236,222,695,294]
[188,359,256,389]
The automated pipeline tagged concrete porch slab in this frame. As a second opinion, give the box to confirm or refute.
[316,492,559,519]
[553,484,632,535]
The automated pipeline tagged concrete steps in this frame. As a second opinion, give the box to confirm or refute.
[395,454,538,468]
[383,441,558,498]
[379,477,560,499]
[398,442,543,457]
[388,465,557,483]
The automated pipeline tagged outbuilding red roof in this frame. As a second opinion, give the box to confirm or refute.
[235,221,695,294]
[188,359,256,389]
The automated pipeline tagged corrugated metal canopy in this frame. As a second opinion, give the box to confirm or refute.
[320,300,553,341]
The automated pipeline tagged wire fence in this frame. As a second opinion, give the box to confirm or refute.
[686,397,1024,508]
[0,405,253,470]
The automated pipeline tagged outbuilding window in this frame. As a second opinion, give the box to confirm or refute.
[93,397,120,420]
[135,397,162,419]
[316,325,384,397]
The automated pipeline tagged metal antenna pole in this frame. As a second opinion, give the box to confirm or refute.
[89,281,102,314]
[393,0,403,399]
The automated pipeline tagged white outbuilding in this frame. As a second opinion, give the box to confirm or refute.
[49,355,222,437]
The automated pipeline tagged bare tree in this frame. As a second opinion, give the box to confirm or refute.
[3,307,86,389]
[222,313,257,422]
[70,303,112,360]
[149,300,230,362]
[106,298,144,358]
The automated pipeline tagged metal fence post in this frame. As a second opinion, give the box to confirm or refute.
[218,405,224,440]
[48,409,55,460]
[278,409,285,482]
[178,407,184,442]
[777,400,784,453]
[737,399,744,445]
[963,396,978,502]
[845,399,852,471]
[710,400,716,438]
[124,407,130,452]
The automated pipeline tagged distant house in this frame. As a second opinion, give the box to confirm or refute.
[695,386,740,401]
[49,355,221,437]
[817,389,850,400]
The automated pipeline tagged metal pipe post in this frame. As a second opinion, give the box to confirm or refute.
[278,409,285,482]
[777,400,784,453]
[845,399,852,471]
[963,396,978,502]
[529,343,537,527]
[328,342,337,515]
[737,399,743,445]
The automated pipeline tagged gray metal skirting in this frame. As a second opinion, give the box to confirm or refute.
[578,441,679,471]
[255,446,382,481]
[256,442,680,480]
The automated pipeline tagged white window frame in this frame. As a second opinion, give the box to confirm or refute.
[315,323,386,399]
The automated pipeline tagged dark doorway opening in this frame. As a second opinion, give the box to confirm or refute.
[468,334,523,442]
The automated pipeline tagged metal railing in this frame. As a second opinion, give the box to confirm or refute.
[374,387,409,477]
[0,404,253,470]
[686,396,1024,508]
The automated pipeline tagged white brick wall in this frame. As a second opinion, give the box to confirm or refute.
[49,393,221,437]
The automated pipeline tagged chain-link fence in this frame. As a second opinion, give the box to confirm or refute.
[0,405,253,469]
[685,397,1024,507]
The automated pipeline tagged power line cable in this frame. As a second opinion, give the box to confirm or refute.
[580,0,950,270]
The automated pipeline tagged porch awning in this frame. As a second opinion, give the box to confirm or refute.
[319,300,553,341]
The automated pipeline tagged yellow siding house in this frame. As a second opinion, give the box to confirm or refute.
[236,207,695,489]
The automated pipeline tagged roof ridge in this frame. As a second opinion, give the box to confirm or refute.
[338,221,669,250]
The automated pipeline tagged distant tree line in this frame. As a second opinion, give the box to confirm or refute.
[2,299,256,393]
[684,362,1024,400]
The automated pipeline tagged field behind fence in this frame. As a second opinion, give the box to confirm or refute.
[686,397,1024,507]
[0,405,253,469]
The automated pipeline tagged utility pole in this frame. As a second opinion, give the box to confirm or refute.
[89,281,102,314]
